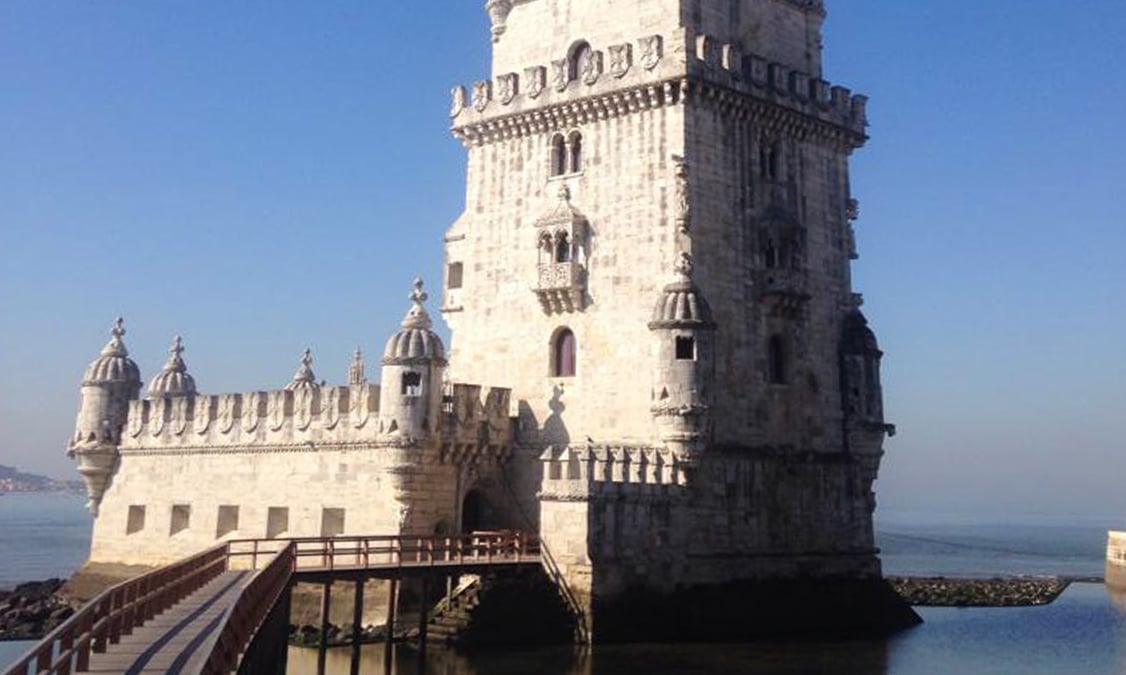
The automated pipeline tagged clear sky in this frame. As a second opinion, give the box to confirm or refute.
[1,1,1123,518]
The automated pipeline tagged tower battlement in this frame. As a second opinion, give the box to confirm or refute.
[451,31,866,147]
[114,382,515,452]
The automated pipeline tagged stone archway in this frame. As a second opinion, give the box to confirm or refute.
[461,489,486,533]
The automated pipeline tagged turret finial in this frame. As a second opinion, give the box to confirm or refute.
[674,251,694,281]
[558,185,571,203]
[148,335,196,396]
[401,278,433,331]
[101,317,129,358]
[349,346,366,386]
[286,348,319,391]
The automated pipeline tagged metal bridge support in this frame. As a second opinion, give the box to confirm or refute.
[384,578,398,673]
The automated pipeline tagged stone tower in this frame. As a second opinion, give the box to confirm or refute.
[446,0,915,639]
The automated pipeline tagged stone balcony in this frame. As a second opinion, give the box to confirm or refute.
[534,262,585,314]
[757,269,810,319]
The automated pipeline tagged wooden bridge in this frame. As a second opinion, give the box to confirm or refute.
[3,532,560,675]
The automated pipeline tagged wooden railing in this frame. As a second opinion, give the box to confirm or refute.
[201,543,296,675]
[2,544,228,675]
[225,531,540,574]
[538,540,590,644]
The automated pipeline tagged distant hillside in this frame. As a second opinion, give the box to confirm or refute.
[0,465,81,493]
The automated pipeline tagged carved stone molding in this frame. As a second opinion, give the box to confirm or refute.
[639,35,662,70]
[608,44,632,79]
[525,66,546,99]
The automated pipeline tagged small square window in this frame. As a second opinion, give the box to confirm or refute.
[321,508,346,537]
[216,505,239,539]
[401,372,422,397]
[447,262,464,289]
[267,507,289,539]
[170,504,191,535]
[127,505,146,535]
[675,337,696,361]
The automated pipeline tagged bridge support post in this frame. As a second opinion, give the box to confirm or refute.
[317,579,332,675]
[384,577,398,673]
[350,578,364,675]
[417,575,429,650]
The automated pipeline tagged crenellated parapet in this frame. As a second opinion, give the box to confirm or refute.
[538,445,690,502]
[120,384,383,450]
[451,31,867,147]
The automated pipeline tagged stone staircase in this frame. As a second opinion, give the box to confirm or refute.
[420,569,578,647]
[424,575,483,645]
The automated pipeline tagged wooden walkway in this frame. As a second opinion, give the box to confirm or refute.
[5,532,571,675]
[82,571,249,675]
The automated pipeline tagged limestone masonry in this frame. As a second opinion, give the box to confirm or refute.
[68,0,912,639]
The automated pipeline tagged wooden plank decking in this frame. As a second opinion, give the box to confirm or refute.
[83,571,249,675]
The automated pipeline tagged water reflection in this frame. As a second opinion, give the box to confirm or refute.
[287,586,1126,675]
[287,640,889,675]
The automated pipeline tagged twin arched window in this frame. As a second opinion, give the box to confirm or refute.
[550,132,583,177]
[552,328,577,377]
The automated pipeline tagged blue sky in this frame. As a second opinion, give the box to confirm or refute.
[1,2,1123,518]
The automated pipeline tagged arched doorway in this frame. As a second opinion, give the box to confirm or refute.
[461,489,485,533]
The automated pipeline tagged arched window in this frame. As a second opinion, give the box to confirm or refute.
[767,335,787,384]
[552,328,577,377]
[568,131,583,173]
[550,134,567,177]
[569,42,592,82]
[555,233,571,263]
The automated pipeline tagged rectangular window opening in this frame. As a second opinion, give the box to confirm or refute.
[127,505,146,535]
[401,372,422,397]
[216,505,239,539]
[170,504,191,535]
[321,508,346,537]
[675,336,696,361]
[447,262,464,289]
[267,507,289,539]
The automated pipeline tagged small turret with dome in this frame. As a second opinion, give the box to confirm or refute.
[840,308,887,434]
[147,336,197,397]
[69,318,144,515]
[285,349,320,392]
[648,253,716,463]
[379,278,447,441]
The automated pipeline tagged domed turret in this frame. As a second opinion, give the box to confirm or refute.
[285,349,320,392]
[840,309,885,430]
[147,336,197,397]
[379,278,447,441]
[82,317,142,387]
[648,253,716,463]
[69,318,144,515]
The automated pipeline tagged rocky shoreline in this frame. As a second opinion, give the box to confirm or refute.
[888,576,1073,607]
[0,579,74,642]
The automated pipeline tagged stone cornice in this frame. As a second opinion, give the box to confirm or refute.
[453,76,865,150]
[451,31,867,150]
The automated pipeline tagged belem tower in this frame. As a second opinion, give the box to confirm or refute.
[66,0,917,639]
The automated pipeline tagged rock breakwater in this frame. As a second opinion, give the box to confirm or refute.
[889,576,1068,607]
[0,579,74,641]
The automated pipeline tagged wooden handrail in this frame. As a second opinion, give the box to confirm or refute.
[224,531,540,573]
[200,543,296,674]
[2,544,229,675]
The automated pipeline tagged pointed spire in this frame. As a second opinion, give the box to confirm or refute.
[349,347,366,386]
[286,348,319,391]
[101,317,129,357]
[148,335,197,396]
[557,184,571,203]
[400,277,433,330]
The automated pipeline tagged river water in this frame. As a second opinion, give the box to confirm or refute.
[2,493,1124,673]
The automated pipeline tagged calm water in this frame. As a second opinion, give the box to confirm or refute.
[1,497,1124,673]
